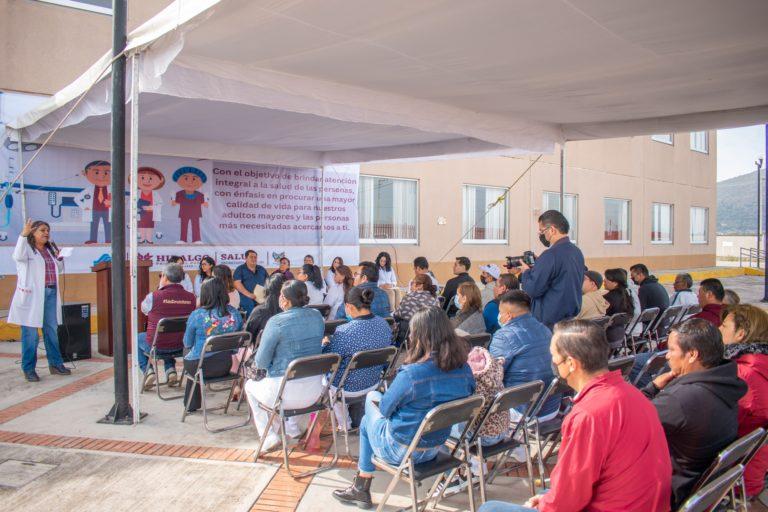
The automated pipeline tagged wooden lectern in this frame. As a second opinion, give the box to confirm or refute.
[91,260,151,356]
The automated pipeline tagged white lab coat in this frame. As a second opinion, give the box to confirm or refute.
[74,186,112,223]
[8,236,62,328]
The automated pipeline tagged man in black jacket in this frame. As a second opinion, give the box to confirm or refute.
[630,263,670,313]
[642,319,747,507]
[441,256,474,316]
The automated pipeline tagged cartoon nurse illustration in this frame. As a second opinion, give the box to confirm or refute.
[136,166,165,244]
[170,166,208,244]
[74,160,112,244]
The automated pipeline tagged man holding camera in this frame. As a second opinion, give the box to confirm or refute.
[511,210,584,329]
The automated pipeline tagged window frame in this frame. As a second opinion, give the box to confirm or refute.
[651,133,674,145]
[690,206,709,245]
[603,197,632,244]
[358,174,419,245]
[690,131,709,154]
[34,0,112,14]
[651,202,674,245]
[462,183,509,245]
[542,191,578,244]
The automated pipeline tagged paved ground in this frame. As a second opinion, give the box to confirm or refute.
[662,274,767,307]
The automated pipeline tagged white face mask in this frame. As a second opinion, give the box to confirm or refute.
[497,313,507,327]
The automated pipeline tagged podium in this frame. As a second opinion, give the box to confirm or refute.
[91,260,151,356]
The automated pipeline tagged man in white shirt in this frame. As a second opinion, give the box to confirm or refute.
[406,256,439,290]
[478,263,501,306]
[669,273,699,308]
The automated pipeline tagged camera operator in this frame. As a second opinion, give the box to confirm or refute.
[510,210,584,329]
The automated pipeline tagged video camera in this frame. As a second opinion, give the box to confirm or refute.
[504,251,537,269]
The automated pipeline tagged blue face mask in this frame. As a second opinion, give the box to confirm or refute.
[497,314,507,327]
[453,295,461,309]
[345,314,353,321]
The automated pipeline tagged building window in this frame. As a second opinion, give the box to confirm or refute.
[358,175,418,244]
[690,207,709,244]
[652,203,674,243]
[651,134,674,145]
[690,131,709,153]
[542,192,578,242]
[463,185,508,243]
[34,0,112,14]
[604,198,631,243]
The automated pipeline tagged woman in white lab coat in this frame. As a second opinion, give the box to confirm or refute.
[8,219,72,382]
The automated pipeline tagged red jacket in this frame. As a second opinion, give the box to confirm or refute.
[538,371,671,512]
[735,353,768,437]
[693,303,724,327]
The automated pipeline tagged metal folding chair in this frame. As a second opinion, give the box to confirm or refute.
[677,465,744,512]
[308,303,331,319]
[526,377,572,489]
[252,353,342,478]
[679,304,702,322]
[625,307,660,353]
[649,305,684,346]
[606,312,632,355]
[372,394,486,512]
[330,346,398,457]
[590,316,611,329]
[180,331,252,433]
[324,318,348,336]
[735,428,768,511]
[608,355,636,380]
[464,332,492,349]
[142,315,188,400]
[632,350,669,387]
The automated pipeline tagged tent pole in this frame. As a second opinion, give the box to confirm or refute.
[100,0,133,425]
[16,130,26,222]
[320,166,325,268]
[559,143,565,214]
[763,124,768,302]
[129,53,142,424]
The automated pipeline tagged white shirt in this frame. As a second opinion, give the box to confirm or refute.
[323,283,346,319]
[377,267,398,287]
[180,274,194,294]
[307,283,325,305]
[670,289,699,307]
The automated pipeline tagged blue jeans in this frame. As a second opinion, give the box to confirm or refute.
[450,422,507,447]
[358,391,439,473]
[479,502,535,512]
[137,332,178,373]
[21,287,64,373]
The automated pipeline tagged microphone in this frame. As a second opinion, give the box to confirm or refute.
[49,239,61,259]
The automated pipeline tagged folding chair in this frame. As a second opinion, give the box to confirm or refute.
[679,304,702,322]
[142,315,188,400]
[330,346,398,457]
[625,307,660,353]
[180,331,252,433]
[649,305,684,346]
[526,377,573,489]
[372,394,486,512]
[735,428,768,511]
[382,342,408,390]
[464,333,492,349]
[590,316,611,329]
[608,355,636,380]
[606,313,632,355]
[677,465,745,512]
[308,303,331,319]
[465,381,544,501]
[252,353,342,478]
[324,318,348,336]
[632,350,668,387]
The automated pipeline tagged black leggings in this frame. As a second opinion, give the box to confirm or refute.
[183,352,232,412]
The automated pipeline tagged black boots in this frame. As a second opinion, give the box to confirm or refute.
[332,472,373,509]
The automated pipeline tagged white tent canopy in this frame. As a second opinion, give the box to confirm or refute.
[8,0,768,166]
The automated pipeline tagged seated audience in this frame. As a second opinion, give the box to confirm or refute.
[244,280,325,451]
[642,319,746,508]
[376,251,398,289]
[603,268,635,316]
[483,273,519,334]
[482,320,671,512]
[297,263,326,304]
[193,255,215,297]
[139,263,196,389]
[244,274,285,342]
[721,305,768,499]
[324,264,354,319]
[490,290,559,420]
[304,254,315,266]
[334,261,391,319]
[575,270,608,320]
[441,256,474,316]
[452,282,486,335]
[479,263,502,306]
[182,278,242,412]
[325,256,345,290]
[669,273,698,307]
[331,306,475,509]
[630,263,670,313]
[723,289,741,306]
[394,274,439,321]
[322,287,393,429]
[407,256,439,289]
[693,278,725,327]
[168,255,194,293]
[213,264,239,310]
[271,257,295,281]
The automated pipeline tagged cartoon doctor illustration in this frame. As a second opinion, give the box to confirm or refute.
[170,166,208,244]
[74,160,112,244]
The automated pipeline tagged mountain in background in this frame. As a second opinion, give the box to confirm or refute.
[717,170,765,235]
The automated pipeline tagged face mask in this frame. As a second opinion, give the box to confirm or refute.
[551,361,571,387]
[345,314,353,321]
[539,231,551,248]
[453,295,461,309]
[480,276,488,286]
[497,314,507,327]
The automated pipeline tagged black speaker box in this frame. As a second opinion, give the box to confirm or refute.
[57,303,92,361]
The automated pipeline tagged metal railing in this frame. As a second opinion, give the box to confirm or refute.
[740,247,766,268]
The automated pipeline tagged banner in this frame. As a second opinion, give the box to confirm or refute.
[0,143,359,273]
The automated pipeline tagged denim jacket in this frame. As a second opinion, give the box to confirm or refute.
[183,305,242,361]
[488,313,560,416]
[255,306,324,377]
[334,282,391,319]
[380,358,475,448]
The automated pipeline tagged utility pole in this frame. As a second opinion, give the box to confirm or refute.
[758,158,763,269]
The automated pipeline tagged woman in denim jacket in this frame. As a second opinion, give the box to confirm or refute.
[332,306,476,509]
[244,280,325,452]
[182,278,242,412]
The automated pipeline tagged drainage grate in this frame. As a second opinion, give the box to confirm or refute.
[0,459,57,489]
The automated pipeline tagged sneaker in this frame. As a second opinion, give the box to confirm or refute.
[49,364,72,376]
[166,370,178,387]
[434,473,478,498]
[24,371,40,382]
[509,445,527,463]
[142,368,157,390]
[259,433,281,453]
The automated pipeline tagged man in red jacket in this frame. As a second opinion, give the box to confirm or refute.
[693,278,725,327]
[480,320,671,512]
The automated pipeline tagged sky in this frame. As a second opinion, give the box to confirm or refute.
[717,124,766,182]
